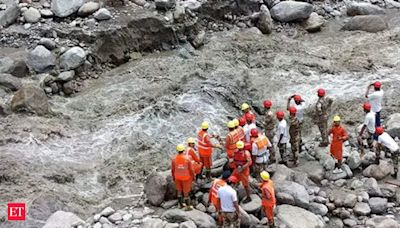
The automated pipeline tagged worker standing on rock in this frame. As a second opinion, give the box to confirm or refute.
[329,116,349,174]
[186,137,203,180]
[209,170,230,226]
[217,175,240,228]
[225,121,240,170]
[276,111,289,165]
[244,112,257,143]
[198,121,223,180]
[365,81,384,127]
[171,144,195,210]
[288,106,301,167]
[232,141,252,203]
[314,88,332,147]
[358,103,375,155]
[287,95,305,152]
[375,127,399,179]
[241,103,256,123]
[251,129,273,178]
[263,100,276,162]
[260,171,276,228]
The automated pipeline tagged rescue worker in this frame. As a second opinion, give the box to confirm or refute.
[172,144,195,210]
[244,112,257,143]
[358,103,375,155]
[232,141,252,203]
[241,103,256,123]
[217,175,240,228]
[287,95,305,152]
[263,100,276,162]
[198,121,223,179]
[328,116,349,174]
[186,137,203,180]
[225,121,239,170]
[209,170,230,226]
[251,129,273,178]
[375,127,400,179]
[276,111,289,165]
[314,88,332,147]
[365,81,384,127]
[288,106,300,166]
[260,171,276,228]
[237,117,246,141]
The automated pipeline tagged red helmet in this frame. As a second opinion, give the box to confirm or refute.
[245,112,254,121]
[263,100,272,108]
[374,81,382,89]
[363,103,371,111]
[239,117,246,126]
[289,106,297,114]
[375,127,384,135]
[250,128,258,137]
[317,88,325,97]
[244,143,252,151]
[294,95,302,102]
[276,111,284,119]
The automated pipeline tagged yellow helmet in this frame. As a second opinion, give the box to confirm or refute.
[227,121,235,129]
[176,144,185,152]
[201,121,209,130]
[241,103,250,111]
[233,119,239,127]
[333,115,341,122]
[236,140,245,149]
[260,171,270,181]
[187,137,196,144]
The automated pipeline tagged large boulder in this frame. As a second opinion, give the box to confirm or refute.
[27,45,56,73]
[257,5,273,34]
[308,202,328,216]
[275,181,310,208]
[144,172,168,206]
[94,8,112,21]
[43,211,84,228]
[0,0,20,28]
[299,161,325,182]
[240,194,262,214]
[11,85,50,115]
[363,160,394,180]
[51,0,84,18]
[366,216,399,228]
[142,217,164,228]
[24,7,41,23]
[363,177,382,196]
[347,2,385,16]
[353,202,371,216]
[60,47,86,70]
[77,2,100,17]
[0,73,22,91]
[386,113,400,139]
[270,1,313,22]
[161,209,216,228]
[342,15,388,33]
[347,150,362,170]
[0,57,15,74]
[276,205,325,228]
[304,12,324,32]
[368,197,387,214]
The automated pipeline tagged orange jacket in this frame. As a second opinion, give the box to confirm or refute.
[185,147,200,163]
[261,180,276,207]
[236,126,245,141]
[329,125,348,160]
[171,154,193,181]
[198,130,213,157]
[209,179,226,207]
[226,131,238,158]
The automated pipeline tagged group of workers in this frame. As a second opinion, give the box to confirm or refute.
[170,81,399,227]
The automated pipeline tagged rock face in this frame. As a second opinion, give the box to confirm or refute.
[161,209,217,228]
[51,0,84,18]
[386,113,400,139]
[304,12,324,32]
[78,2,100,17]
[0,0,20,28]
[11,85,50,115]
[24,7,41,23]
[94,8,112,21]
[27,45,56,73]
[347,2,385,16]
[60,47,86,70]
[0,73,22,91]
[363,160,393,180]
[368,197,387,214]
[43,211,84,228]
[276,205,324,228]
[270,1,313,22]
[275,181,310,208]
[342,15,388,33]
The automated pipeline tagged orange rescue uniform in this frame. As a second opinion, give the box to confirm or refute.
[171,153,194,194]
[236,126,245,142]
[226,130,240,168]
[198,130,214,169]
[209,179,227,207]
[329,125,349,161]
[185,147,202,176]
[261,180,276,222]
[231,149,252,187]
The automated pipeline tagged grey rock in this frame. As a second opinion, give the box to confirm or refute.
[162,200,178,209]
[386,113,400,139]
[0,73,22,91]
[363,177,382,196]
[24,7,41,23]
[108,212,122,223]
[343,218,357,227]
[257,5,273,34]
[78,2,100,17]
[28,45,56,73]
[314,196,327,204]
[334,179,346,187]
[240,194,262,214]
[368,197,387,214]
[308,202,328,216]
[179,220,197,228]
[304,12,324,32]
[347,2,385,16]
[276,192,295,205]
[145,172,168,206]
[270,1,313,22]
[93,222,102,228]
[11,85,50,115]
[43,211,84,228]
[362,152,377,166]
[39,38,56,50]
[99,216,111,224]
[342,15,388,33]
[181,0,201,10]
[195,203,206,212]
[51,0,84,17]
[165,223,180,228]
[142,217,164,228]
[94,8,112,21]
[155,0,176,10]
[238,206,258,228]
[301,161,325,182]
[275,180,310,208]
[358,191,370,202]
[276,205,325,228]
[100,207,115,217]
[350,179,363,189]
[325,169,347,181]
[380,184,396,198]
[353,202,371,216]
[347,150,362,170]
[327,217,343,228]
[161,209,216,228]
[366,217,399,227]
[60,47,86,70]
[331,190,357,208]
[0,57,14,74]
[173,5,185,22]
[363,160,393,180]
[11,59,29,78]
[40,9,53,17]
[192,30,206,49]
[0,0,20,28]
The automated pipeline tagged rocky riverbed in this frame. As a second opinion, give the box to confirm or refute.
[1,0,400,227]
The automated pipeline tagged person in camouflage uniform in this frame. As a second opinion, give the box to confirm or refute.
[315,89,333,147]
[263,100,276,162]
[288,106,301,166]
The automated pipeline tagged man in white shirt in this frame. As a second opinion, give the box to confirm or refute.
[217,175,240,227]
[358,103,375,154]
[375,127,399,179]
[287,94,305,152]
[276,111,288,165]
[365,81,384,127]
[243,112,257,143]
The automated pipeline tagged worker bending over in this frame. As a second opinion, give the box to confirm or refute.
[375,127,399,179]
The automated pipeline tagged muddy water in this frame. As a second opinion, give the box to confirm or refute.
[1,17,400,226]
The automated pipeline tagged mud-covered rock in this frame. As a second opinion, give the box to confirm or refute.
[27,45,56,73]
[342,15,388,33]
[11,85,50,115]
[347,2,385,16]
[276,204,324,228]
[51,0,84,18]
[270,1,313,22]
[43,211,84,228]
